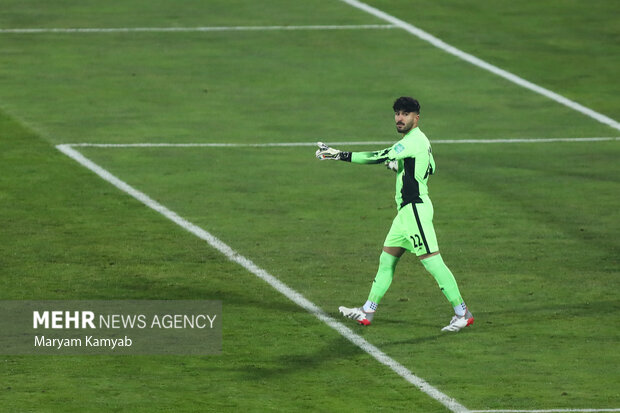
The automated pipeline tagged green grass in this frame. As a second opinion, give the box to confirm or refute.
[1,1,619,411]
[367,0,620,118]
[1,113,445,412]
[73,141,619,408]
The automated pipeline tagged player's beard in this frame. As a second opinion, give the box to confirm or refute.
[396,123,412,134]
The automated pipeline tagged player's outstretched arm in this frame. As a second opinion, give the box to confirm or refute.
[315,142,395,165]
[350,148,392,165]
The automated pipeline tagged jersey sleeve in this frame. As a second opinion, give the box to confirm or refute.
[348,147,392,164]
[345,138,421,164]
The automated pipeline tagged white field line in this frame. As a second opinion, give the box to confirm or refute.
[63,137,620,148]
[470,409,620,413]
[55,143,469,413]
[339,0,620,132]
[0,24,396,34]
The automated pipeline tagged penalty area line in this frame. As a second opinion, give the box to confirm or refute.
[62,137,620,148]
[55,143,470,413]
[0,24,397,34]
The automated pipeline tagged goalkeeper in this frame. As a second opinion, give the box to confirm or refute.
[315,96,473,332]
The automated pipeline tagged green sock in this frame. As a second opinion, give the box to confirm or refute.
[421,254,463,307]
[367,251,400,304]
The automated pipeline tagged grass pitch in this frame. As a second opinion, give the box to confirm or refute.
[1,1,619,411]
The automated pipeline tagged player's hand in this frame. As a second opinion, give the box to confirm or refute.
[385,160,398,172]
[315,142,342,160]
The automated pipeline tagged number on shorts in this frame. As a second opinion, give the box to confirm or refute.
[410,234,422,249]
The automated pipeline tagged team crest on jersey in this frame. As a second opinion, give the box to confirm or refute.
[394,143,405,154]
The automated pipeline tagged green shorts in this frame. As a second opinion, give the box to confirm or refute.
[384,200,439,256]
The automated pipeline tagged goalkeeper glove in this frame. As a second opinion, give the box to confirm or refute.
[385,160,398,172]
[315,142,342,160]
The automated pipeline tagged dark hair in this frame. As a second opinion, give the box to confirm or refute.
[393,96,420,113]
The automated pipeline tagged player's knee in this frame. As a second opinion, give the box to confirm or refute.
[382,246,405,258]
[379,250,400,269]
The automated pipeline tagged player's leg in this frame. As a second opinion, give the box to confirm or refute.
[407,202,474,331]
[339,247,405,325]
[420,251,465,314]
[360,246,405,314]
[367,247,405,305]
[339,212,409,325]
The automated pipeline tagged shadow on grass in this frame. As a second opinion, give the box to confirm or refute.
[82,270,310,314]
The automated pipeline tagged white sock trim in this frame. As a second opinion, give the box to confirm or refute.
[363,300,378,312]
[454,302,467,317]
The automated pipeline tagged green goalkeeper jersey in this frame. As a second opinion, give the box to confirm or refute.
[344,127,435,209]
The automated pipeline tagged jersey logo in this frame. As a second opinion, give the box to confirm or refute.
[394,143,405,154]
